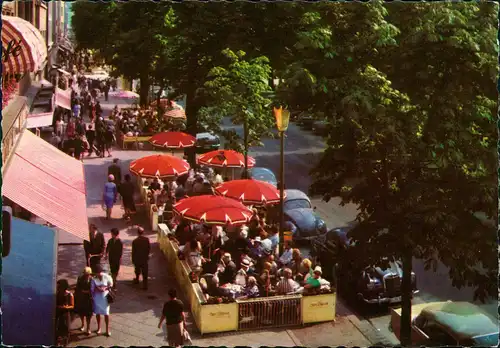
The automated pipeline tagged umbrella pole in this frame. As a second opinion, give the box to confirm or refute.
[231,168,234,181]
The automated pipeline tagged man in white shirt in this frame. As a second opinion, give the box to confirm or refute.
[279,241,293,266]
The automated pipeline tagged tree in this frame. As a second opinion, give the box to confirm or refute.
[303,2,497,346]
[199,49,274,171]
[72,2,170,106]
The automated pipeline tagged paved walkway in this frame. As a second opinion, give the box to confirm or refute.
[56,87,374,347]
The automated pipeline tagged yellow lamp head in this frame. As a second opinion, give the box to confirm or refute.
[274,106,290,132]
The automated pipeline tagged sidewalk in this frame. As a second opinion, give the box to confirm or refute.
[56,89,375,347]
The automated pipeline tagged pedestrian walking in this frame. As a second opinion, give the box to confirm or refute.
[90,266,113,336]
[84,224,106,273]
[73,100,81,119]
[103,174,118,220]
[86,124,96,157]
[55,279,74,344]
[107,158,122,184]
[105,228,123,289]
[158,288,190,347]
[74,135,85,160]
[132,226,150,290]
[104,83,110,101]
[96,100,103,118]
[104,124,114,157]
[119,174,136,220]
[66,119,76,139]
[74,267,93,335]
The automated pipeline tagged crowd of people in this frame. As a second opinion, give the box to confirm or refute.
[167,206,331,303]
[56,224,152,341]
[50,72,116,160]
[112,102,186,139]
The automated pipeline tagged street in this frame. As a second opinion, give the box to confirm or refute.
[221,117,497,343]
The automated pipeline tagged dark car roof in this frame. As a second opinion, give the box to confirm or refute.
[249,167,277,184]
[284,189,310,202]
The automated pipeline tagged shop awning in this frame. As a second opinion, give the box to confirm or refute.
[2,16,48,74]
[55,87,71,110]
[2,130,89,241]
[26,112,54,129]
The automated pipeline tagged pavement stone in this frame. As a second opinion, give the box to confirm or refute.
[56,88,380,347]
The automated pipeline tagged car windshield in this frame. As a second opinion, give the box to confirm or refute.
[284,199,312,210]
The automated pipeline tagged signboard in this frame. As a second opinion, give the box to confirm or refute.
[55,87,71,110]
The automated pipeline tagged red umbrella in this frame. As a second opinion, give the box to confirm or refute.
[215,179,284,205]
[198,150,256,168]
[129,154,190,179]
[173,195,252,225]
[149,132,196,149]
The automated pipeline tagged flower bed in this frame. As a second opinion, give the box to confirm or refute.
[2,79,20,109]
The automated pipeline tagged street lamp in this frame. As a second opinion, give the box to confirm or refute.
[274,106,290,256]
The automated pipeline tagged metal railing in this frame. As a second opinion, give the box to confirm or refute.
[237,295,302,330]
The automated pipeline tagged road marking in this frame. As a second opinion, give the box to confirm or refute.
[286,329,303,346]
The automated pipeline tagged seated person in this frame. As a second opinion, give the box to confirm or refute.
[234,258,250,287]
[207,276,232,298]
[276,268,300,295]
[218,253,237,285]
[156,189,169,207]
[249,237,266,259]
[239,276,259,299]
[148,177,162,191]
[304,266,323,291]
[289,249,304,276]
[278,241,293,267]
[186,240,206,274]
[258,269,274,296]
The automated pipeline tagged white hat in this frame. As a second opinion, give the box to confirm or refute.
[314,266,322,274]
[254,236,261,243]
[241,258,251,267]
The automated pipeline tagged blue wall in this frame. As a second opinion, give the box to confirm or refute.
[1,217,57,346]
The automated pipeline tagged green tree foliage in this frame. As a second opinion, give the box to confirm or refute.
[299,2,498,345]
[72,2,170,106]
[199,49,274,164]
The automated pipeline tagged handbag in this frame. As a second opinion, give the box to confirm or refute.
[182,323,192,345]
[106,288,116,304]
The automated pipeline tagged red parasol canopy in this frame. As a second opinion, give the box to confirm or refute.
[215,179,283,205]
[149,132,196,149]
[198,150,256,168]
[173,195,252,225]
[129,154,190,179]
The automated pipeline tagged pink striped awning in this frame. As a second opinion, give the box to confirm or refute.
[2,130,89,241]
[164,108,186,119]
[55,87,71,110]
[2,16,47,74]
[26,112,53,129]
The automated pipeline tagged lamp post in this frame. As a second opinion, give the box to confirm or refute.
[274,106,290,256]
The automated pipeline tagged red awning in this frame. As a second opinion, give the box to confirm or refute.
[55,87,71,110]
[2,16,47,74]
[3,130,89,240]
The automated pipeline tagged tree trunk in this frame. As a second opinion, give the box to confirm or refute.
[243,116,249,174]
[139,71,150,107]
[185,88,199,167]
[400,247,413,346]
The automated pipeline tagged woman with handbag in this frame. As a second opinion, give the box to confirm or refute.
[75,267,93,335]
[158,288,191,347]
[90,265,114,336]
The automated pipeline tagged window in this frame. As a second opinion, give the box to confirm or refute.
[284,199,312,210]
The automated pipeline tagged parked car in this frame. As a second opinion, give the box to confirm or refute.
[310,226,418,305]
[247,167,277,187]
[296,114,316,130]
[312,120,329,136]
[390,301,498,346]
[196,132,220,153]
[268,189,327,241]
